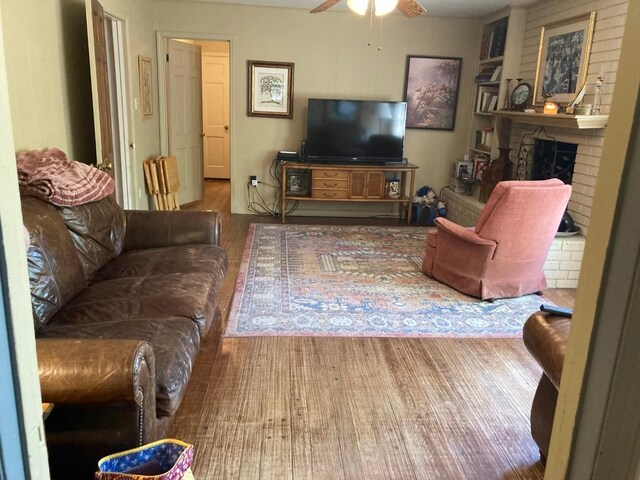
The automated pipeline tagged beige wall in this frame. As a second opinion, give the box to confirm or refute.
[1,0,95,162]
[150,2,480,214]
[2,0,480,214]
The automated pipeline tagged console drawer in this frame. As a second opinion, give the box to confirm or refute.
[314,170,349,180]
[312,179,349,190]
[312,189,349,200]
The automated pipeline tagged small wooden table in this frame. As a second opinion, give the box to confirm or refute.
[280,161,418,224]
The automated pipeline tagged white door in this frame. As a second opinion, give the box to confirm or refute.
[167,39,203,204]
[202,51,230,179]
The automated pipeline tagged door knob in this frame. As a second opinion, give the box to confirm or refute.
[224,125,229,131]
[97,162,113,171]
[201,132,206,137]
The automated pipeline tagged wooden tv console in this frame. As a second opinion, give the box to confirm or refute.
[279,161,418,224]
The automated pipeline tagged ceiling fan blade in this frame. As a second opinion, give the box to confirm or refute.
[310,0,342,13]
[397,0,427,17]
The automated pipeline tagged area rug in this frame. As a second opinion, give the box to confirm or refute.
[225,224,548,338]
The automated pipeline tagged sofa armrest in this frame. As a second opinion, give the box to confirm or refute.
[123,210,221,250]
[37,338,155,405]
[523,312,571,389]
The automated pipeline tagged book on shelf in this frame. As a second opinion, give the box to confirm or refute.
[476,87,498,112]
[489,24,508,58]
[487,95,499,112]
[479,31,493,60]
[490,65,502,82]
[475,128,494,151]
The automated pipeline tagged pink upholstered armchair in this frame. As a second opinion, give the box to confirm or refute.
[422,179,572,300]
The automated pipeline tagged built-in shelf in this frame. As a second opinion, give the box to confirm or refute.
[476,81,501,87]
[479,56,504,65]
[474,112,494,117]
[493,110,608,129]
[470,147,491,155]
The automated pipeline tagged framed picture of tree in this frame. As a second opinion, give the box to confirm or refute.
[403,55,462,130]
[247,60,295,118]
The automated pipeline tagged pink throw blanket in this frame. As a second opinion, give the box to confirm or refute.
[16,148,114,206]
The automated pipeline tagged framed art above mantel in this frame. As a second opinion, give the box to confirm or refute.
[533,12,596,105]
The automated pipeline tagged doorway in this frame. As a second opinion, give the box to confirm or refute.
[158,34,232,208]
[86,0,132,208]
[104,13,132,208]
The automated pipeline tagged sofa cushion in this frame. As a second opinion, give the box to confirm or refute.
[49,273,218,335]
[57,196,126,281]
[38,317,200,417]
[21,197,87,330]
[91,244,228,285]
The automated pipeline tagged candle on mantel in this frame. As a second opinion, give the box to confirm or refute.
[543,102,559,115]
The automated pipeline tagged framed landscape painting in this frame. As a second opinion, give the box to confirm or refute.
[247,60,295,119]
[403,55,462,130]
[533,12,596,105]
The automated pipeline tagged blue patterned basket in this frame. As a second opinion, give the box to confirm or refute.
[95,439,194,480]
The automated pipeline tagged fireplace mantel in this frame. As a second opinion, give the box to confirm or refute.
[493,111,608,130]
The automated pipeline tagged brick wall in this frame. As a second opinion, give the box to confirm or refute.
[509,0,628,235]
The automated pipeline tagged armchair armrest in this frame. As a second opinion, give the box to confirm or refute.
[432,217,498,279]
[37,339,155,405]
[434,217,497,247]
[123,209,221,250]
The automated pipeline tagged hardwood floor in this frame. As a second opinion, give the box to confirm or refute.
[174,180,575,479]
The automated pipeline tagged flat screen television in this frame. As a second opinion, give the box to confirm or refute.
[305,98,407,164]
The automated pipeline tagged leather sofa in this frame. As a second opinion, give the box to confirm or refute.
[523,311,571,462]
[21,195,228,479]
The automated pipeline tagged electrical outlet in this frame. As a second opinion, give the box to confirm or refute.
[249,175,258,187]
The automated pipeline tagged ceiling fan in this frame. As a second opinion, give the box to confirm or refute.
[310,0,427,18]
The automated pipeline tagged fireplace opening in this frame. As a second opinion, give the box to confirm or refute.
[532,139,578,184]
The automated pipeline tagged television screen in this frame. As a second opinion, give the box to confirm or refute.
[305,99,407,164]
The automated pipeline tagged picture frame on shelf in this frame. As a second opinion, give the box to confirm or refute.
[403,55,462,130]
[247,60,295,118]
[533,12,596,105]
[138,56,153,118]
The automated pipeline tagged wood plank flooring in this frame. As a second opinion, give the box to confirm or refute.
[174,180,575,479]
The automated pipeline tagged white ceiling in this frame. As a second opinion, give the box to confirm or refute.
[175,0,539,18]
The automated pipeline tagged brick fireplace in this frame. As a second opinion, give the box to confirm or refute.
[441,120,604,288]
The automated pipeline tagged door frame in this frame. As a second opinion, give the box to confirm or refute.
[104,13,133,208]
[156,31,234,202]
[85,0,137,208]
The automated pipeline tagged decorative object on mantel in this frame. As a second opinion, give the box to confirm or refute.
[503,78,513,110]
[543,101,559,115]
[533,11,596,106]
[510,81,533,111]
[479,116,513,202]
[564,83,587,114]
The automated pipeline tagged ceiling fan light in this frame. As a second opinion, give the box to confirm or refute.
[374,0,398,16]
[347,0,368,15]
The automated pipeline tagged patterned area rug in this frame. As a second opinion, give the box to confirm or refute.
[225,224,546,338]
